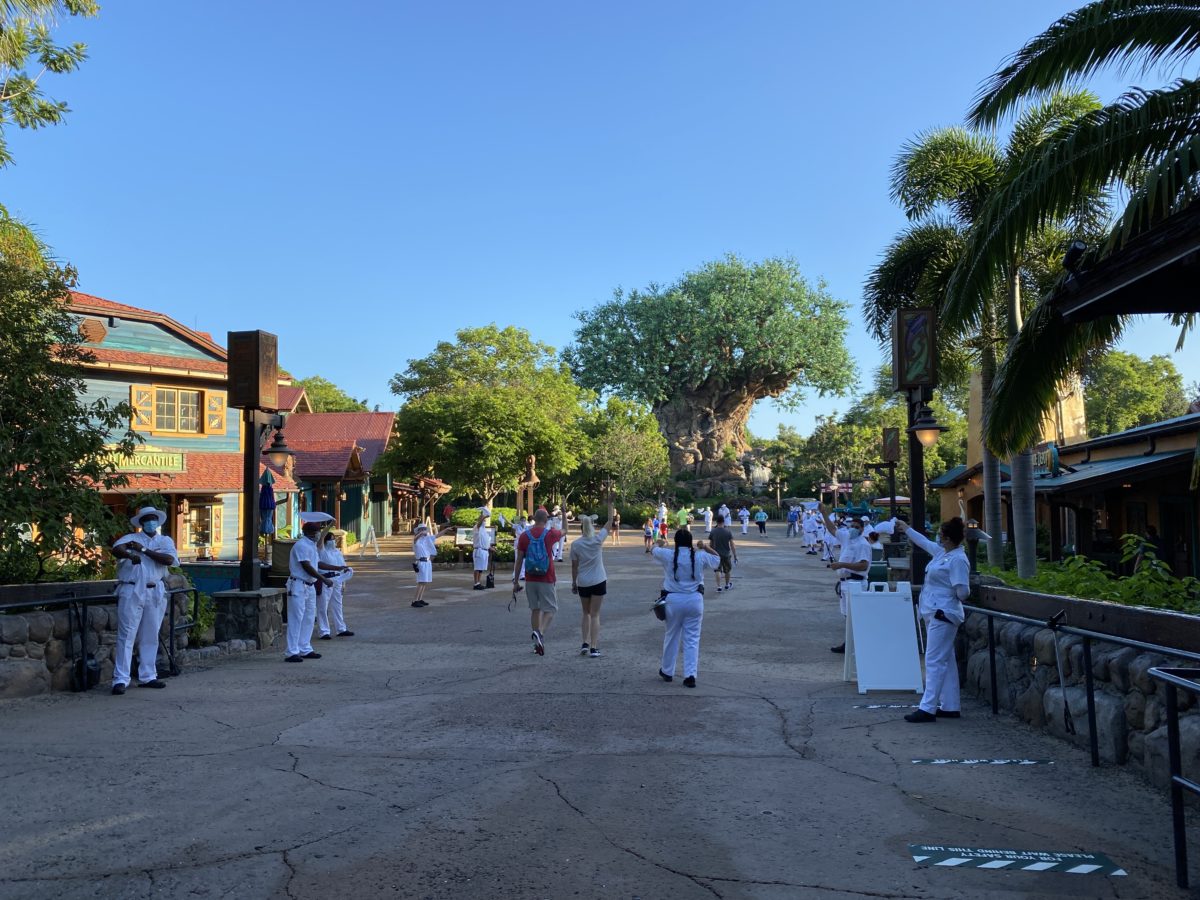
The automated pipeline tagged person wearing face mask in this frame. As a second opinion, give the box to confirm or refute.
[286,512,335,663]
[316,531,354,640]
[819,502,871,654]
[895,517,969,722]
[109,505,179,694]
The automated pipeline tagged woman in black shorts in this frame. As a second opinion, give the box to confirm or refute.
[570,516,609,658]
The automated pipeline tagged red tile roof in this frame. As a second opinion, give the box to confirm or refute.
[285,412,396,471]
[105,454,296,494]
[288,440,358,479]
[277,385,309,413]
[86,346,228,375]
[68,290,158,316]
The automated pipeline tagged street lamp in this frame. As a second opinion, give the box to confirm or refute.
[908,403,948,449]
[263,428,293,468]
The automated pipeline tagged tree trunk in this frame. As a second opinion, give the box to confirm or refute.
[652,388,755,482]
[980,331,1004,567]
[1007,268,1037,578]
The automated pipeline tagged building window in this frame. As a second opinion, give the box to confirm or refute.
[187,503,223,554]
[154,388,202,433]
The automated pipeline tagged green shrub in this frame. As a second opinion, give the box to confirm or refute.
[434,543,461,564]
[449,506,518,527]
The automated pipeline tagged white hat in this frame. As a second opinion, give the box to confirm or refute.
[300,511,334,526]
[130,506,167,528]
[414,523,430,534]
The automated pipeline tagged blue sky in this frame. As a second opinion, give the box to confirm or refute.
[6,1,1196,436]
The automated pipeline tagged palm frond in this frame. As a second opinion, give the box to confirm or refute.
[862,220,965,340]
[890,128,1001,222]
[970,0,1200,126]
[944,80,1200,333]
[1169,311,1197,348]
[1006,90,1103,159]
[985,300,1124,453]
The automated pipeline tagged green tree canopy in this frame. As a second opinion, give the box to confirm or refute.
[557,397,670,505]
[295,375,368,412]
[0,0,98,168]
[1083,350,1188,436]
[1,213,138,583]
[568,255,853,479]
[385,325,585,504]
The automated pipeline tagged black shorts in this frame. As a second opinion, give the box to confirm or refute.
[578,580,607,598]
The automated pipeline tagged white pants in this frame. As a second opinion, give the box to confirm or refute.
[920,616,961,714]
[660,591,704,678]
[473,548,490,572]
[113,584,166,685]
[317,579,346,636]
[286,584,317,657]
[740,521,748,534]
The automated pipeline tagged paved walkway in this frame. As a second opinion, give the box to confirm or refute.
[0,529,1192,898]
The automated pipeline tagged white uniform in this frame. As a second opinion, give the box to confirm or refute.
[652,545,721,679]
[703,508,713,533]
[737,507,750,534]
[551,515,564,561]
[908,529,969,715]
[472,524,493,571]
[835,531,872,616]
[286,536,321,657]
[413,533,436,583]
[718,505,731,527]
[317,541,350,636]
[112,532,178,686]
[657,502,668,522]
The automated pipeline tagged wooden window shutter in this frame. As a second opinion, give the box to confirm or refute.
[204,390,228,435]
[130,384,154,429]
[212,505,223,548]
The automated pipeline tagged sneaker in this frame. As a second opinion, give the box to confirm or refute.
[725,581,733,590]
[473,584,485,591]
[319,634,332,640]
[284,655,304,663]
[715,586,723,592]
[532,631,544,656]
[111,683,127,695]
[337,630,354,637]
[658,669,673,682]
[411,600,428,608]
[137,679,167,689]
[589,648,602,658]
[904,709,937,723]
[683,676,696,688]
[302,651,322,659]
[580,643,590,656]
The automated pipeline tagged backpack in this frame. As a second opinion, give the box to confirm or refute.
[524,528,551,577]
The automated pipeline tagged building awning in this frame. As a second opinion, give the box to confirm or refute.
[930,461,1012,489]
[1011,450,1192,495]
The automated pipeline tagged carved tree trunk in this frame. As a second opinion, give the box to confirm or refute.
[652,388,755,481]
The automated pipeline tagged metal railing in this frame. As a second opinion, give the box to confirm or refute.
[1149,666,1200,888]
[0,585,201,688]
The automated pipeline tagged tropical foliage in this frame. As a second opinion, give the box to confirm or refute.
[1082,350,1189,435]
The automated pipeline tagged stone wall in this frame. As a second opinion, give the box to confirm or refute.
[213,588,283,649]
[0,587,191,699]
[960,613,1198,790]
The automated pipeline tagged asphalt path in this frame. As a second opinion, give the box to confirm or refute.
[0,528,1192,899]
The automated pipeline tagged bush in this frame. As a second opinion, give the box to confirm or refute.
[434,543,461,564]
[449,506,518,527]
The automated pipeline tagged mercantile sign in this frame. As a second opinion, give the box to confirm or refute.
[105,445,187,474]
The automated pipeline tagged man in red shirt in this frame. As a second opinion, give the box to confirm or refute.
[513,508,562,655]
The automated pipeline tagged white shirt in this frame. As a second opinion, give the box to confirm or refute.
[738,508,750,522]
[652,545,721,594]
[837,533,872,580]
[413,534,437,560]
[570,528,608,587]
[908,530,969,624]
[114,532,178,590]
[473,525,492,551]
[289,536,321,581]
[718,505,731,521]
[320,542,346,568]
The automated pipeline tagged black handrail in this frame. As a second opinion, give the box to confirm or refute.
[964,603,1200,768]
[1148,666,1200,888]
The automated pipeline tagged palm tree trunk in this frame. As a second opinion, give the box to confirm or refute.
[979,337,1003,566]
[1007,268,1038,578]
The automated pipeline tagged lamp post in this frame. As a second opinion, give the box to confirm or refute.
[240,412,292,591]
[768,478,784,510]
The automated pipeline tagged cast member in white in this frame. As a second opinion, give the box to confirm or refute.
[317,532,353,638]
[702,507,713,533]
[110,505,179,694]
[286,512,334,662]
[819,502,871,654]
[472,508,493,590]
[737,506,750,535]
[411,522,454,608]
[651,529,721,688]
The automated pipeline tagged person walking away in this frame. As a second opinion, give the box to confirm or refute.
[110,505,179,694]
[514,508,562,655]
[675,506,691,531]
[754,507,768,536]
[895,518,969,722]
[738,505,750,535]
[412,522,454,608]
[472,508,493,590]
[643,518,655,553]
[286,512,335,662]
[786,506,799,538]
[709,515,738,592]
[703,506,713,534]
[651,529,721,687]
[819,502,870,654]
[610,510,621,545]
[317,532,354,638]
[570,515,609,657]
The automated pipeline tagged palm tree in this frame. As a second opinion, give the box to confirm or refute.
[866,93,1103,575]
[945,0,1200,453]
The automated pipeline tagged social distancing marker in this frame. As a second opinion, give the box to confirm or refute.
[911,758,1054,766]
[909,845,1126,876]
[853,703,919,709]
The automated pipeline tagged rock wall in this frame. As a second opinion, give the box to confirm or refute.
[961,614,1199,789]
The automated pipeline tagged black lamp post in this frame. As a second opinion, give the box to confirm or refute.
[240,413,292,591]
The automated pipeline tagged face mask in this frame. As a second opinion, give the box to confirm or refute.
[141,521,158,536]
[325,541,336,550]
[305,530,320,542]
[849,527,862,539]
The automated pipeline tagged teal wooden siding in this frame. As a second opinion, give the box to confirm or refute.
[82,373,240,452]
[219,494,239,558]
[74,314,215,361]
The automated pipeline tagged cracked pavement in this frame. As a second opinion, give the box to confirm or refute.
[0,532,1192,898]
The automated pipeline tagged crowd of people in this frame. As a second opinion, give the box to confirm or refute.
[107,496,967,720]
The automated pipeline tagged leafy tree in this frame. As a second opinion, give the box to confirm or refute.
[1083,351,1188,436]
[0,0,98,168]
[385,325,584,505]
[958,0,1200,453]
[555,397,669,511]
[0,212,138,583]
[568,255,853,481]
[295,375,368,412]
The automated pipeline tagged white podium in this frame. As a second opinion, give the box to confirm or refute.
[842,581,923,693]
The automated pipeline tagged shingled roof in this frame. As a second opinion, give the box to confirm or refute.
[284,412,396,473]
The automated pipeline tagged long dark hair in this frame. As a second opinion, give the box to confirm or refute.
[673,528,695,580]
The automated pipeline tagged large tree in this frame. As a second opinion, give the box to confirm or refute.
[0,212,138,583]
[1083,350,1188,436]
[386,325,584,505]
[295,375,368,412]
[0,0,98,167]
[568,255,852,482]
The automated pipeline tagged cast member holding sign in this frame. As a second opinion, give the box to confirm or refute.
[819,502,871,654]
[894,518,969,722]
